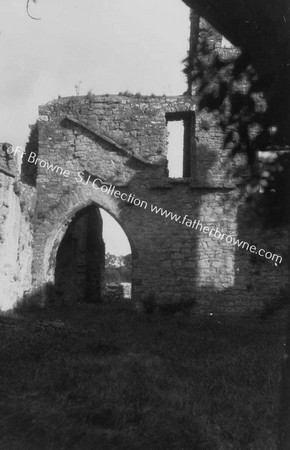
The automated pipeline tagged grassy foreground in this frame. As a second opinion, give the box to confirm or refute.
[0,302,286,450]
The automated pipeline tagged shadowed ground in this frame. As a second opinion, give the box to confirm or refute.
[0,302,286,449]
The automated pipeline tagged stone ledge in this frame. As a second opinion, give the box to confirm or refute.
[168,177,192,184]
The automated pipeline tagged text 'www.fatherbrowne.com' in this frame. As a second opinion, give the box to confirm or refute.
[8,145,283,266]
[150,204,282,266]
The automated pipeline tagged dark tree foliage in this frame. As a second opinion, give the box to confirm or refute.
[105,253,132,284]
[182,0,290,144]
[22,121,38,186]
[183,32,290,226]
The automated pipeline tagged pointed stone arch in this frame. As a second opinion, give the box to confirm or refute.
[33,188,137,303]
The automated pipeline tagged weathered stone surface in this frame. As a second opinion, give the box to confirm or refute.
[16,93,285,314]
[0,16,288,314]
[0,144,36,309]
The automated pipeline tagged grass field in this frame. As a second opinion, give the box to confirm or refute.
[0,302,286,449]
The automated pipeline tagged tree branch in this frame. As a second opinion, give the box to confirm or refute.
[26,0,41,20]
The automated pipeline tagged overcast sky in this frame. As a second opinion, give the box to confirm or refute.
[1,0,190,254]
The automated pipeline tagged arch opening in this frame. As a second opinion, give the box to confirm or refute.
[101,209,132,301]
[54,203,132,304]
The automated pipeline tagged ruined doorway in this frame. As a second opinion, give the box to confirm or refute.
[54,204,132,304]
[55,205,105,304]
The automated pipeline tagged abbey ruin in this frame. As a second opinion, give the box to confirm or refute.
[0,13,288,313]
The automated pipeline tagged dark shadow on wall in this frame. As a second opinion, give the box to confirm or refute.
[22,121,38,186]
[54,204,105,304]
[233,152,290,317]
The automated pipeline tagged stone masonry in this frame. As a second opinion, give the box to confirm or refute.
[0,144,35,309]
[21,93,288,312]
[0,12,288,313]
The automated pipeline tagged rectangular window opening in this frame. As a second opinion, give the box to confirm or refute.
[166,111,195,178]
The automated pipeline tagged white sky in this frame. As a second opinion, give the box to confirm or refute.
[167,121,184,177]
[1,0,190,254]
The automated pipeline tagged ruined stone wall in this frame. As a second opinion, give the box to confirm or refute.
[0,144,36,310]
[28,94,288,313]
[0,12,287,314]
